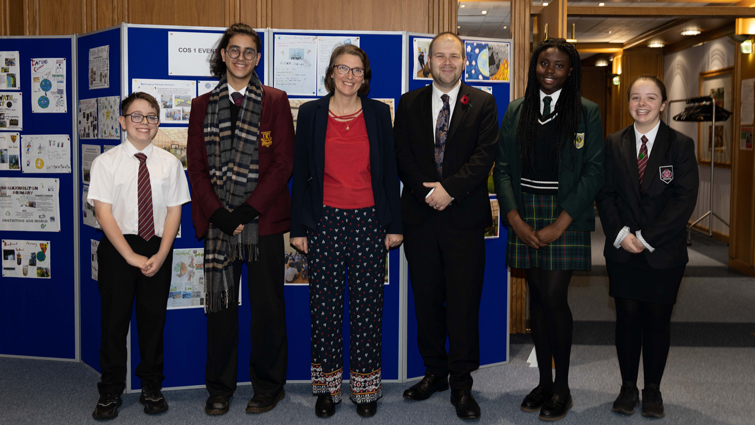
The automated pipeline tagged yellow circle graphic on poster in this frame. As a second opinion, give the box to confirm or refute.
[35,158,45,169]
[477,48,490,78]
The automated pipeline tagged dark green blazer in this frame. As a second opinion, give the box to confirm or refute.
[493,96,605,231]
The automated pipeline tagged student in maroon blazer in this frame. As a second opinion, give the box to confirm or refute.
[187,23,294,417]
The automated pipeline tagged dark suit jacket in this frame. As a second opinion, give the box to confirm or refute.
[494,96,605,231]
[289,95,402,237]
[596,121,699,269]
[394,82,499,229]
[187,85,295,239]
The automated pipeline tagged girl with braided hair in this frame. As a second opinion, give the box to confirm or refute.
[494,38,604,421]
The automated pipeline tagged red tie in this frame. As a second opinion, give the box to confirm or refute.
[135,153,155,241]
[231,92,243,107]
[638,135,649,185]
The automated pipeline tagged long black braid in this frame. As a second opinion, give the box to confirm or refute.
[517,38,582,172]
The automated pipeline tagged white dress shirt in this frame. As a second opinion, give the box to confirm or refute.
[88,140,191,237]
[426,80,462,198]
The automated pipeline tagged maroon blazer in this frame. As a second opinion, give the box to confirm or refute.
[187,85,295,239]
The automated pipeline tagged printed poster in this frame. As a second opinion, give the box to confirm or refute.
[31,58,67,113]
[98,96,120,139]
[21,135,71,173]
[81,144,100,183]
[0,177,60,232]
[153,128,188,169]
[0,51,20,90]
[78,98,97,139]
[274,35,318,96]
[0,132,20,170]
[91,239,99,280]
[168,248,205,309]
[0,92,23,131]
[412,38,433,80]
[89,46,110,89]
[131,79,196,124]
[82,185,99,229]
[317,36,360,96]
[197,80,217,97]
[167,31,222,77]
[2,240,50,279]
[465,41,510,82]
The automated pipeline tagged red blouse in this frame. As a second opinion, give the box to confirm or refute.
[323,109,375,209]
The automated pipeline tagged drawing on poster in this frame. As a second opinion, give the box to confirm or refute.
[21,135,71,173]
[153,128,188,169]
[168,248,206,309]
[81,144,100,184]
[31,58,67,113]
[91,239,99,281]
[0,92,23,131]
[413,38,433,80]
[197,80,217,97]
[89,46,109,89]
[465,41,510,82]
[78,98,98,139]
[0,132,20,171]
[289,98,316,131]
[82,185,100,229]
[317,36,360,96]
[0,51,20,90]
[2,239,51,279]
[475,86,493,94]
[98,96,120,139]
[0,177,61,232]
[132,79,197,124]
[274,35,318,96]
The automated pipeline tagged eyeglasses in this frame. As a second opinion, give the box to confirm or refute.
[334,65,365,77]
[123,113,159,124]
[226,46,257,60]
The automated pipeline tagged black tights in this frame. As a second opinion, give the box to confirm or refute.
[614,297,674,388]
[526,268,573,393]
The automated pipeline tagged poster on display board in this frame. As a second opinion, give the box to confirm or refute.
[412,38,433,80]
[153,128,188,169]
[91,239,99,280]
[0,92,23,131]
[81,144,100,184]
[131,79,196,124]
[0,177,60,232]
[168,248,205,309]
[0,132,20,171]
[82,185,99,229]
[316,36,360,96]
[30,58,67,113]
[2,239,51,279]
[98,96,120,139]
[21,135,71,173]
[274,35,318,96]
[78,98,98,139]
[0,51,20,90]
[464,41,510,82]
[89,46,110,89]
[167,31,222,77]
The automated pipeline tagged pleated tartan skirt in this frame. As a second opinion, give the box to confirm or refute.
[506,192,591,271]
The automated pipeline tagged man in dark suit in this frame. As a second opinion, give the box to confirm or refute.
[187,23,294,416]
[394,32,499,420]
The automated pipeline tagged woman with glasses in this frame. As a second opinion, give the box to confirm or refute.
[290,44,402,418]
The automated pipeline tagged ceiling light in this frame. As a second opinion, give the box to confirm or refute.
[648,41,665,48]
[543,2,549,6]
[460,4,465,7]
[743,39,753,54]
[457,26,461,29]
[681,29,701,36]
[503,26,508,29]
[599,2,605,6]
[595,59,609,67]
[482,10,487,15]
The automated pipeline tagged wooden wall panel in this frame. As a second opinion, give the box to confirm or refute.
[35,0,85,35]
[239,0,261,28]
[125,0,229,27]
[581,66,609,137]
[511,0,530,100]
[619,47,664,128]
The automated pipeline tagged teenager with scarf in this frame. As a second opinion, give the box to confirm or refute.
[494,38,604,421]
[187,23,294,416]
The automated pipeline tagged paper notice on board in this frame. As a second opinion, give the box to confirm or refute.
[741,78,754,125]
[78,98,98,139]
[2,240,51,279]
[91,239,99,280]
[0,92,23,131]
[132,79,197,124]
[21,135,71,173]
[82,185,100,229]
[0,51,20,90]
[31,58,67,113]
[0,132,20,171]
[81,144,100,184]
[0,177,60,232]
[197,80,217,97]
[317,36,360,96]
[168,248,206,309]
[89,46,110,89]
[168,32,222,77]
[274,35,318,96]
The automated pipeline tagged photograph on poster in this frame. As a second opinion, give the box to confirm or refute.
[485,198,500,239]
[0,51,20,90]
[132,79,197,124]
[413,38,433,80]
[740,127,753,151]
[31,58,67,113]
[21,135,71,173]
[0,92,23,131]
[82,185,100,229]
[1,239,51,279]
[89,46,109,89]
[289,98,316,131]
[317,36,360,96]
[91,239,99,281]
[153,128,188,169]
[78,98,98,139]
[81,144,100,184]
[274,35,318,96]
[0,177,60,232]
[0,132,20,170]
[98,96,120,139]
[465,41,510,82]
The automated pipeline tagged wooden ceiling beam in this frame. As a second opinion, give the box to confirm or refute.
[623,18,691,49]
[566,6,755,17]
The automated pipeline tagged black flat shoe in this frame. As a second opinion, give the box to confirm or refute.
[246,389,285,413]
[403,373,449,401]
[356,401,377,417]
[520,385,553,412]
[642,386,665,418]
[450,388,481,419]
[140,384,168,414]
[205,395,229,415]
[539,392,572,421]
[315,394,336,418]
[611,383,639,415]
[92,393,122,420]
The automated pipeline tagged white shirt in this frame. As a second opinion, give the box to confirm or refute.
[88,141,191,237]
[633,120,661,158]
[539,89,562,115]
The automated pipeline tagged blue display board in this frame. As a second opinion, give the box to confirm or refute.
[0,36,77,360]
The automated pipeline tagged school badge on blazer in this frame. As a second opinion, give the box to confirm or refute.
[260,131,272,147]
[574,133,585,149]
[659,165,674,184]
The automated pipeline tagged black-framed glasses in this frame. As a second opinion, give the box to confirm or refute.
[123,113,159,124]
[334,65,365,77]
[226,46,257,60]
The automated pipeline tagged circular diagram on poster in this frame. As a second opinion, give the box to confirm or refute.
[38,96,50,109]
[477,48,490,78]
[40,79,52,92]
[37,251,46,262]
[35,158,44,169]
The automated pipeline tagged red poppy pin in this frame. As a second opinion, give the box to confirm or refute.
[460,95,470,106]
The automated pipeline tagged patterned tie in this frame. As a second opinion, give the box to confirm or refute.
[435,94,450,180]
[135,153,155,241]
[543,96,552,115]
[638,135,649,185]
[231,92,243,107]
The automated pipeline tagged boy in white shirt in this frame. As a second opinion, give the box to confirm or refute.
[88,92,191,420]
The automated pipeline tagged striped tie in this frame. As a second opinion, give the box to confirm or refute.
[638,135,649,185]
[135,153,155,241]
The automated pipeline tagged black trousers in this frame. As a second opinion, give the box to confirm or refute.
[403,210,485,390]
[97,234,173,395]
[205,232,287,398]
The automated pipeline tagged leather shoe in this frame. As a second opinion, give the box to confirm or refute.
[520,385,553,412]
[246,389,285,413]
[356,401,377,417]
[642,385,665,418]
[92,393,122,420]
[140,384,168,414]
[205,395,229,415]
[315,394,336,418]
[403,373,449,401]
[539,392,572,421]
[611,383,639,415]
[450,388,481,419]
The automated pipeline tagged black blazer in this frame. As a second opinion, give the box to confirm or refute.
[290,95,402,237]
[596,121,699,269]
[394,82,499,229]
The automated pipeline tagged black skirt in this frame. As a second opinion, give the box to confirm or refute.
[606,254,685,305]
